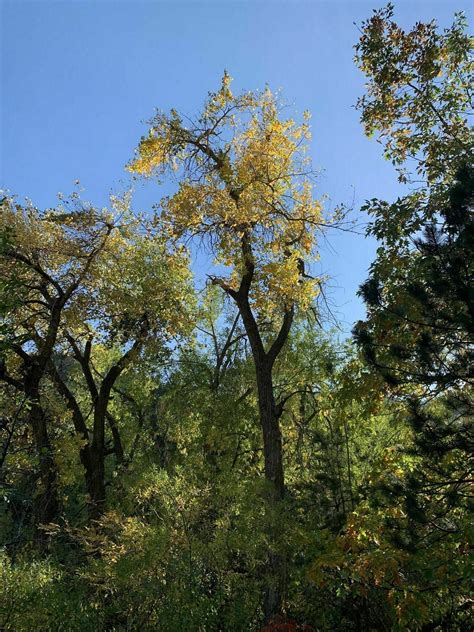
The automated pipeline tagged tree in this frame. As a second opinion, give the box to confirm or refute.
[0,196,115,533]
[353,4,473,480]
[353,3,473,447]
[129,73,325,620]
[0,193,193,526]
[355,2,472,188]
[353,167,473,624]
[350,7,473,628]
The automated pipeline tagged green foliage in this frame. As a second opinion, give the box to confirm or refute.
[351,7,473,631]
[355,164,473,393]
[355,3,473,187]
[1,8,472,630]
[0,217,24,351]
[0,550,101,631]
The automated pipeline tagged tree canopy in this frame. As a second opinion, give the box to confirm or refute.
[0,5,472,632]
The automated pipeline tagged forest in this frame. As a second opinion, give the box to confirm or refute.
[0,5,472,631]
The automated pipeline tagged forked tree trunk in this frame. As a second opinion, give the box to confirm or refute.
[235,292,291,623]
[60,328,146,521]
[213,209,294,623]
[50,360,119,522]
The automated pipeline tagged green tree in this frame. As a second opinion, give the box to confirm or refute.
[0,196,116,533]
[355,2,472,188]
[350,6,473,628]
[0,194,193,528]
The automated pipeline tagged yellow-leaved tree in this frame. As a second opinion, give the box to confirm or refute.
[0,193,193,524]
[129,73,328,620]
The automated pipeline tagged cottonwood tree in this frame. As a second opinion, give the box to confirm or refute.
[0,194,193,526]
[0,196,115,532]
[53,214,193,519]
[129,73,326,620]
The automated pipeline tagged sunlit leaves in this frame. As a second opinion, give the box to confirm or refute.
[0,193,194,356]
[355,3,473,187]
[129,74,323,321]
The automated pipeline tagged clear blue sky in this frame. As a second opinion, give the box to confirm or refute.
[1,1,471,332]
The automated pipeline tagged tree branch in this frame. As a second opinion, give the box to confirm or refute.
[267,305,295,369]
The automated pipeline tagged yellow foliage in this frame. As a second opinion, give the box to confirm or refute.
[0,194,194,354]
[129,74,325,320]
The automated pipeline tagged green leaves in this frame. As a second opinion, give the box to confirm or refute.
[355,4,473,188]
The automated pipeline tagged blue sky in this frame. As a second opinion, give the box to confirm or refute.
[1,1,471,333]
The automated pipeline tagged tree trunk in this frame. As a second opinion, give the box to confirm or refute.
[28,396,59,538]
[218,229,293,622]
[256,361,285,501]
[24,302,65,537]
[255,358,286,622]
[87,394,108,520]
[87,444,106,520]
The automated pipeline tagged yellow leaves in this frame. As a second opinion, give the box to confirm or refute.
[128,135,167,175]
[2,193,195,359]
[257,254,318,315]
[300,234,313,252]
[234,112,307,188]
[163,181,233,236]
[129,75,326,321]
[217,69,234,104]
[69,213,195,343]
[204,70,235,116]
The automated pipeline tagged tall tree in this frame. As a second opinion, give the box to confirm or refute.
[351,7,473,628]
[353,3,473,453]
[0,195,193,526]
[129,73,325,620]
[0,197,115,532]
